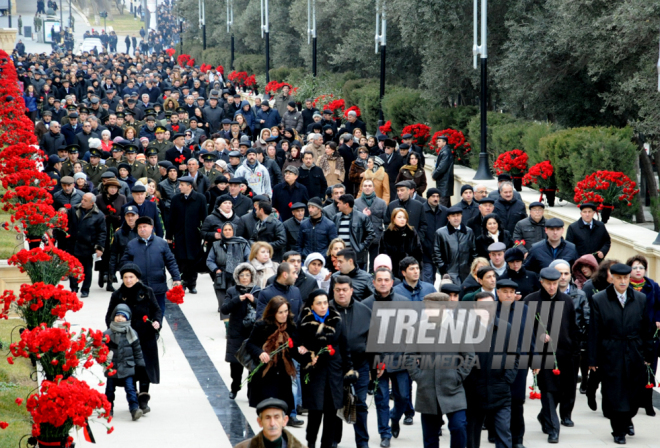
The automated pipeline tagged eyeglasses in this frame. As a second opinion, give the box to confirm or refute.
[631,266,645,270]
[238,273,252,278]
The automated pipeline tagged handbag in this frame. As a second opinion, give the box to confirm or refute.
[235,338,259,372]
[242,303,257,328]
[337,384,358,424]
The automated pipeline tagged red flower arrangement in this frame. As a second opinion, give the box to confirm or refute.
[8,244,85,286]
[379,120,392,134]
[522,161,555,189]
[573,170,638,210]
[177,54,191,67]
[312,94,334,110]
[8,201,67,240]
[244,338,295,385]
[0,282,83,328]
[228,71,249,84]
[344,106,361,118]
[199,63,212,73]
[187,58,196,67]
[216,65,225,75]
[166,285,185,304]
[106,205,117,214]
[493,149,529,177]
[401,123,431,148]
[244,75,257,88]
[430,129,472,163]
[1,186,53,212]
[326,99,346,118]
[26,376,112,441]
[529,375,541,399]
[165,48,176,58]
[175,155,186,164]
[303,344,336,384]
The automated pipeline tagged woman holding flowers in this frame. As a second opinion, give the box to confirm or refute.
[105,263,162,415]
[96,178,127,291]
[245,295,299,417]
[298,289,358,448]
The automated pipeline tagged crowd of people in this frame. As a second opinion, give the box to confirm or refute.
[10,37,660,448]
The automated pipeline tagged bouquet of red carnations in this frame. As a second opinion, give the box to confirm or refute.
[493,149,529,177]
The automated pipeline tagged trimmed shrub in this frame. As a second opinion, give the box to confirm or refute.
[202,48,231,68]
[428,106,478,136]
[342,78,378,107]
[234,54,266,74]
[520,122,560,165]
[381,88,429,132]
[352,83,387,134]
[538,126,637,203]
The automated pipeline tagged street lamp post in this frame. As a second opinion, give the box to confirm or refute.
[227,0,234,70]
[472,0,492,180]
[261,0,270,82]
[375,0,386,123]
[60,0,63,27]
[69,0,72,29]
[199,0,206,50]
[179,18,183,55]
[7,0,11,28]
[307,0,316,77]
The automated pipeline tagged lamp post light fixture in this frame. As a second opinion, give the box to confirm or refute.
[374,0,386,123]
[227,0,234,70]
[472,0,492,180]
[261,0,270,82]
[198,0,206,50]
[307,0,317,77]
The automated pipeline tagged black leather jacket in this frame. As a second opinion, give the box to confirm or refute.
[432,225,477,284]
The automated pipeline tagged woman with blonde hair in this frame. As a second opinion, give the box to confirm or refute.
[325,238,346,274]
[358,156,390,203]
[163,97,179,112]
[249,241,279,288]
[460,257,490,299]
[124,126,138,144]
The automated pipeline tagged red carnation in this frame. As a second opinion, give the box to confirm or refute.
[15,397,23,405]
[166,285,185,305]
[328,345,335,356]
[289,202,293,208]
[63,204,71,209]
[0,422,8,429]
[552,369,560,376]
[646,383,654,389]
[107,426,114,434]
[143,315,148,323]
[7,357,13,365]
[288,338,294,348]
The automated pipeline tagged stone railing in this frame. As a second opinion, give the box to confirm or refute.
[423,157,660,279]
[0,29,18,53]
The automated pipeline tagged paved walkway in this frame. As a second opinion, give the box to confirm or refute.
[6,0,138,55]
[62,270,660,448]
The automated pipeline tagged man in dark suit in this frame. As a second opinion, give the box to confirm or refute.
[566,202,611,263]
[385,181,428,238]
[381,139,404,200]
[165,133,193,177]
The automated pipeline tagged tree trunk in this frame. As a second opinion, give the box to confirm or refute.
[640,147,659,231]
[634,153,646,224]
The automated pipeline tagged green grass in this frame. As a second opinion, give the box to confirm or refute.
[0,319,36,448]
[0,213,22,260]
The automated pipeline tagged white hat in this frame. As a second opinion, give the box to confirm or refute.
[88,138,102,149]
[304,252,326,269]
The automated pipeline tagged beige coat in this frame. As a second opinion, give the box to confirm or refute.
[357,167,391,203]
[317,155,345,187]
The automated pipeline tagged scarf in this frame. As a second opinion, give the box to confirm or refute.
[318,153,344,176]
[354,157,368,169]
[109,320,139,344]
[401,164,418,173]
[219,209,233,219]
[361,191,376,207]
[630,278,646,292]
[213,236,248,279]
[262,322,296,377]
[312,309,329,323]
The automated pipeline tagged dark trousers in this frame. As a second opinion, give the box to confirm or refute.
[367,243,380,273]
[422,260,437,284]
[214,288,227,317]
[177,257,198,288]
[70,253,93,293]
[155,294,165,316]
[375,370,410,439]
[440,197,452,207]
[467,404,512,448]
[106,375,139,412]
[350,361,370,447]
[230,362,244,394]
[511,399,525,445]
[422,410,467,448]
[577,351,589,391]
[610,412,634,437]
[306,386,340,448]
[539,390,570,435]
[586,367,601,397]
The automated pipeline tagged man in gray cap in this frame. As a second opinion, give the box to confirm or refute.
[588,263,654,445]
[234,398,305,448]
[524,267,579,444]
[524,218,578,273]
[121,184,164,238]
[167,176,208,294]
[433,206,477,284]
[272,165,309,222]
[488,242,508,277]
[53,176,83,211]
[513,201,547,252]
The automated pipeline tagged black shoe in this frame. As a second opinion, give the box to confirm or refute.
[560,417,574,427]
[513,444,526,448]
[287,417,304,427]
[613,434,626,444]
[403,416,413,425]
[587,394,597,411]
[646,406,656,416]
[579,385,588,394]
[188,287,197,294]
[380,439,390,447]
[138,392,151,414]
[488,436,496,443]
[537,413,548,434]
[296,405,308,415]
[106,284,115,292]
[391,420,400,438]
[627,425,634,436]
[81,292,89,298]
[98,274,105,288]
[131,408,143,421]
[547,432,559,443]
[228,391,236,400]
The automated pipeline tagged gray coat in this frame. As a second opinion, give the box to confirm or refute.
[354,196,387,246]
[104,304,145,379]
[431,146,454,197]
[512,215,546,253]
[281,110,303,133]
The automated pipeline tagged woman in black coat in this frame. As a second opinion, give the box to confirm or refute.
[104,263,162,414]
[221,262,261,399]
[245,295,300,416]
[380,208,424,280]
[95,179,127,289]
[475,213,513,259]
[298,290,358,448]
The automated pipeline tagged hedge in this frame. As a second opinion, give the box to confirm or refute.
[538,126,637,203]
[428,106,478,137]
[234,54,266,75]
[381,88,429,132]
[342,79,378,107]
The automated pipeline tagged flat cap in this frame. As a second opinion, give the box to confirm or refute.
[256,398,288,416]
[228,176,245,184]
[440,283,461,294]
[178,175,194,184]
[497,279,519,290]
[497,173,512,182]
[131,184,147,193]
[447,206,463,215]
[401,133,413,139]
[539,267,561,281]
[545,217,565,228]
[488,242,507,252]
[529,201,545,209]
[579,202,598,211]
[283,165,299,176]
[478,197,495,204]
[290,202,306,210]
[60,176,74,184]
[610,263,632,275]
[101,171,116,179]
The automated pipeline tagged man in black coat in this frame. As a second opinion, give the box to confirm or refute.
[467,197,495,239]
[251,200,287,262]
[525,267,580,443]
[494,182,527,236]
[298,151,327,200]
[167,176,208,294]
[227,177,253,217]
[283,203,306,252]
[256,261,302,317]
[431,135,454,207]
[498,247,540,299]
[40,121,67,155]
[588,263,655,444]
[264,251,318,308]
[381,139,404,197]
[65,193,107,297]
[332,194,375,269]
[566,203,611,263]
[385,181,428,241]
[524,218,579,273]
[433,206,477,284]
[422,188,448,283]
[272,166,310,222]
[457,185,480,224]
[165,133,193,177]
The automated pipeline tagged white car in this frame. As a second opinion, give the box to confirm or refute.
[77,38,106,55]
